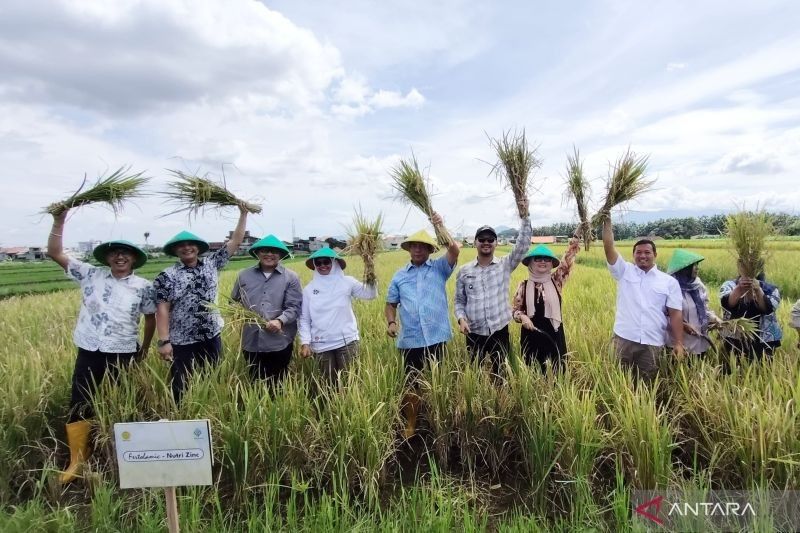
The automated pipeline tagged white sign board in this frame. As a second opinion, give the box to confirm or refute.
[114,420,213,488]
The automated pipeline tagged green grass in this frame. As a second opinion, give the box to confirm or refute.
[0,244,798,530]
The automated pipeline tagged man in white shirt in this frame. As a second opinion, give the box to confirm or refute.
[602,216,684,381]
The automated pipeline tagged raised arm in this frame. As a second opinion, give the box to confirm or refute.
[47,210,70,271]
[602,217,619,266]
[225,205,249,257]
[507,216,532,269]
[430,211,459,267]
[552,237,581,289]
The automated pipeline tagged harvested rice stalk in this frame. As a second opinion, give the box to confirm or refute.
[44,166,148,216]
[563,146,593,250]
[389,153,453,247]
[164,169,262,216]
[724,210,773,279]
[718,317,761,343]
[206,297,271,330]
[489,129,540,219]
[590,148,654,226]
[346,208,384,286]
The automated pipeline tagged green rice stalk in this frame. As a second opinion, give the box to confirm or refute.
[563,146,593,250]
[724,210,773,279]
[44,166,149,216]
[345,208,384,286]
[489,129,540,219]
[389,153,453,246]
[163,169,262,216]
[590,148,654,226]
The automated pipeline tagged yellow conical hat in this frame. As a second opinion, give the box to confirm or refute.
[401,229,439,252]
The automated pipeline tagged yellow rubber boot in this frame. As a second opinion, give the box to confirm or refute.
[60,420,91,484]
[402,393,420,439]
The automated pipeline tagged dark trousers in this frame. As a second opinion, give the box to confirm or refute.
[69,348,137,422]
[170,335,222,404]
[244,342,293,387]
[466,326,509,375]
[401,342,445,382]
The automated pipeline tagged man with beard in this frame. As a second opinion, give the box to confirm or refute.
[602,214,684,381]
[154,205,249,403]
[454,214,531,375]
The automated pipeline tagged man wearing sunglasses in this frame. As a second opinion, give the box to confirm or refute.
[455,212,532,375]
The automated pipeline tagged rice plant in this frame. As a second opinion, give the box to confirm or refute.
[489,128,541,219]
[44,166,149,216]
[163,169,262,216]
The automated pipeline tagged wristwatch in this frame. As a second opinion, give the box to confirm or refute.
[157,339,171,347]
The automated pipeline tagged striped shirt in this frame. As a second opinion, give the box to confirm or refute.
[454,219,531,336]
[387,255,455,349]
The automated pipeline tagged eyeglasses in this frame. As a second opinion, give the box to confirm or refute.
[107,249,132,257]
[313,258,332,267]
[477,237,495,244]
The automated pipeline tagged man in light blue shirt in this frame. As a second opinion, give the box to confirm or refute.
[385,212,459,437]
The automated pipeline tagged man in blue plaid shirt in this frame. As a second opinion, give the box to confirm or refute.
[455,215,532,374]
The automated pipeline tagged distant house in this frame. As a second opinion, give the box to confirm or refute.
[293,236,328,253]
[0,246,46,261]
[208,230,262,255]
[382,235,406,250]
[530,236,557,244]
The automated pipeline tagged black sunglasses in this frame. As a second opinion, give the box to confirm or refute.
[313,258,332,266]
[477,237,495,243]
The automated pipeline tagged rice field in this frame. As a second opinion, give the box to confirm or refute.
[0,242,798,531]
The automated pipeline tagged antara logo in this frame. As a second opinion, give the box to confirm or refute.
[635,494,757,526]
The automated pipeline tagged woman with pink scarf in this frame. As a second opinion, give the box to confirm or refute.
[512,239,580,371]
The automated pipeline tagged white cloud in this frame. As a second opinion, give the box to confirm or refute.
[666,62,687,72]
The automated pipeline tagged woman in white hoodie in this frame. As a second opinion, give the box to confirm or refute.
[299,247,377,382]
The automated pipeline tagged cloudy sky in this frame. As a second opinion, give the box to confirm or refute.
[1,0,798,247]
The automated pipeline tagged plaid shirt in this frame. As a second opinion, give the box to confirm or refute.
[387,255,455,349]
[454,219,531,336]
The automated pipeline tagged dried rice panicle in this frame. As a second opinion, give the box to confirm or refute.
[45,166,149,216]
[563,146,593,250]
[724,210,773,279]
[164,169,262,216]
[489,129,540,219]
[389,153,453,246]
[719,317,761,343]
[590,148,654,226]
[346,207,384,286]
[206,297,271,330]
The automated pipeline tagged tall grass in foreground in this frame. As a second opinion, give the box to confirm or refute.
[0,249,798,530]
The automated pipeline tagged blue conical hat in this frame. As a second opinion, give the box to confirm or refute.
[305,247,346,270]
[93,240,148,270]
[522,244,560,267]
[249,234,291,259]
[163,230,209,256]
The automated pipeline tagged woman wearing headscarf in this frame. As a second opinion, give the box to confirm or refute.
[299,248,377,383]
[511,238,580,371]
[665,249,721,355]
[719,260,782,361]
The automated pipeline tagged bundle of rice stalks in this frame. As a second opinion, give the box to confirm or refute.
[164,169,262,216]
[489,129,540,219]
[724,210,773,279]
[44,166,148,216]
[389,153,453,246]
[563,146,593,250]
[346,208,384,286]
[206,297,271,330]
[718,317,761,343]
[590,148,654,226]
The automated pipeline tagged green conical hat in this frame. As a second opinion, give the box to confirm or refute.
[522,244,560,267]
[93,240,147,270]
[667,249,705,274]
[163,230,209,257]
[401,229,439,252]
[305,247,346,270]
[249,234,291,259]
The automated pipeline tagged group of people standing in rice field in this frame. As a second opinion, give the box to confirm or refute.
[46,205,794,482]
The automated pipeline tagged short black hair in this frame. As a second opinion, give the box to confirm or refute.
[632,239,656,254]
